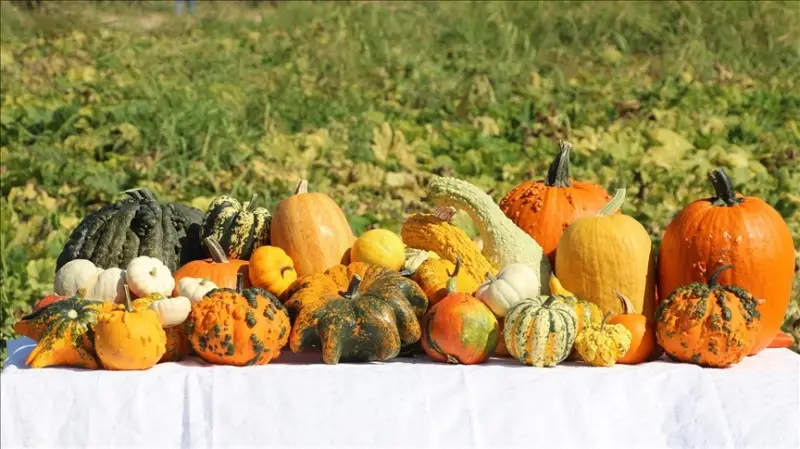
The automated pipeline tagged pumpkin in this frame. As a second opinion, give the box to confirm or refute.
[499,140,614,266]
[657,168,796,356]
[176,277,219,303]
[402,207,497,282]
[270,179,356,277]
[421,291,499,364]
[495,319,511,357]
[475,263,542,317]
[414,257,480,307]
[285,262,428,364]
[149,296,192,327]
[187,273,290,366]
[126,256,175,298]
[54,259,104,296]
[768,332,795,349]
[93,285,167,370]
[656,265,762,367]
[200,193,271,260]
[424,177,552,293]
[249,245,297,298]
[574,312,633,367]
[14,293,68,341]
[90,267,127,302]
[23,294,102,369]
[160,325,191,363]
[555,188,657,321]
[57,188,204,273]
[172,237,250,293]
[504,295,578,367]
[608,291,657,364]
[350,228,406,271]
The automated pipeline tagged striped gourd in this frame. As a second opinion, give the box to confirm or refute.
[504,295,578,367]
[200,194,271,260]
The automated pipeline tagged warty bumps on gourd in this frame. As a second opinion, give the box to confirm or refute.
[426,176,552,295]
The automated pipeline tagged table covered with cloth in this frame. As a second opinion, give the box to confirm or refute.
[2,337,799,448]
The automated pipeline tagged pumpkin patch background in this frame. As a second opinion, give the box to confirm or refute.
[1,1,798,364]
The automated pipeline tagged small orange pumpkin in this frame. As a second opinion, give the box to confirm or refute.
[608,291,657,364]
[172,237,250,294]
[249,245,297,298]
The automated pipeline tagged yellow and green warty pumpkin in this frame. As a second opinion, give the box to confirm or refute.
[284,262,428,364]
[504,294,578,367]
[200,194,271,260]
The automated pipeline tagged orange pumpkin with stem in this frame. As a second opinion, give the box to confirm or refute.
[499,140,614,266]
[270,180,356,277]
[609,291,657,364]
[249,245,297,298]
[658,168,796,355]
[420,276,499,365]
[172,237,250,294]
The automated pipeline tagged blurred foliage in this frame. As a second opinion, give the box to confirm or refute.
[1,0,799,361]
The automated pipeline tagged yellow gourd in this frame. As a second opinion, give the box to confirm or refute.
[414,257,480,306]
[351,229,406,271]
[574,312,632,367]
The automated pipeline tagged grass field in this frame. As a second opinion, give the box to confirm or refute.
[1,0,799,361]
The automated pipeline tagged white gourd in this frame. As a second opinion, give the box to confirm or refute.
[176,277,219,302]
[89,268,127,302]
[475,264,542,317]
[149,296,192,327]
[54,259,104,296]
[125,256,175,298]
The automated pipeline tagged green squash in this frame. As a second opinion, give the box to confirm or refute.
[57,189,205,273]
[504,295,578,367]
[200,194,271,260]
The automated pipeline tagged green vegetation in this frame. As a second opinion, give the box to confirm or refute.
[1,1,798,360]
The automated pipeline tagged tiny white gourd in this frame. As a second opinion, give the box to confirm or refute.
[402,248,440,275]
[89,268,127,302]
[176,277,219,303]
[126,256,175,298]
[54,259,104,296]
[149,296,192,327]
[475,263,542,317]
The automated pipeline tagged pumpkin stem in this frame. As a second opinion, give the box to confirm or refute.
[122,284,134,313]
[614,291,635,315]
[485,272,497,283]
[708,264,734,286]
[340,274,362,300]
[294,180,309,195]
[279,266,294,278]
[203,237,229,263]
[545,140,572,188]
[708,169,744,207]
[76,288,87,298]
[597,188,626,216]
[445,257,462,295]
[543,295,558,308]
[245,193,258,212]
[397,269,413,277]
[599,311,613,331]
[433,206,457,222]
[236,272,244,294]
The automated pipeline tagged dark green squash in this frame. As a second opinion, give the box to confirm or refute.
[56,189,204,273]
[285,262,428,364]
[200,194,271,260]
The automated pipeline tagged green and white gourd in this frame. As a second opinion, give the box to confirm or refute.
[504,295,578,367]
[426,176,552,295]
[200,194,271,260]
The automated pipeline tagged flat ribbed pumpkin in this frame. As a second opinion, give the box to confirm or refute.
[555,188,657,321]
[504,295,578,367]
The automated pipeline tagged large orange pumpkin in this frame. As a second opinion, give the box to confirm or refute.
[658,168,796,355]
[499,140,614,265]
[172,237,250,294]
[270,180,356,277]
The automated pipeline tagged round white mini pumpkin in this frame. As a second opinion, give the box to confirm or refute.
[125,256,175,298]
[90,267,127,303]
[176,277,219,303]
[149,296,192,327]
[54,259,104,297]
[475,263,542,317]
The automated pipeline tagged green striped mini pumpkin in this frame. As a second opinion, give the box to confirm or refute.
[504,295,578,367]
[200,194,271,260]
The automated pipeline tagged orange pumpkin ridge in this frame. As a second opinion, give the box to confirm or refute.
[500,140,614,266]
[173,237,250,294]
[657,168,795,356]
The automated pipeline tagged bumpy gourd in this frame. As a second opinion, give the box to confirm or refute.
[401,209,496,282]
[426,176,552,295]
[200,194,272,260]
[504,295,578,367]
[574,312,632,367]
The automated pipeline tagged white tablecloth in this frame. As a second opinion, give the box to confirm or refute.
[2,337,799,449]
